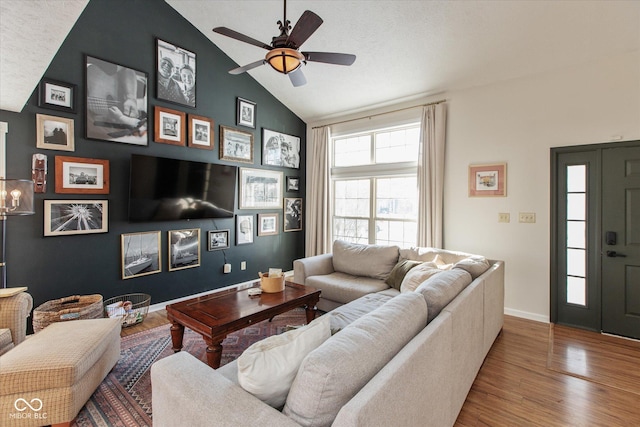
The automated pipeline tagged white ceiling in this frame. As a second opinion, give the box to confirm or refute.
[2,1,639,123]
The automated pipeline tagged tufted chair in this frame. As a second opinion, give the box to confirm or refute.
[0,291,33,355]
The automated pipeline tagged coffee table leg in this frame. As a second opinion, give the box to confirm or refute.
[204,336,224,369]
[305,304,318,324]
[170,322,185,352]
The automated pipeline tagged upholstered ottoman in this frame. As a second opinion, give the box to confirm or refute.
[0,317,121,427]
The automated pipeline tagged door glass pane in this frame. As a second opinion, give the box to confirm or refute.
[567,165,586,192]
[567,221,586,248]
[567,194,586,220]
[567,248,586,277]
[567,276,586,306]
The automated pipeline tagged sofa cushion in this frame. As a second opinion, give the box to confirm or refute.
[283,292,428,427]
[237,314,331,408]
[400,247,477,265]
[399,262,441,293]
[332,240,399,280]
[328,293,392,332]
[0,328,13,356]
[385,259,422,290]
[415,269,473,323]
[306,272,389,305]
[453,256,491,279]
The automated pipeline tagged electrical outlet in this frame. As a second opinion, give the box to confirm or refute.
[519,212,536,223]
[241,261,246,270]
[498,213,510,223]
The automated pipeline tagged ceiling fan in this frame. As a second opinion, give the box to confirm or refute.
[212,0,356,87]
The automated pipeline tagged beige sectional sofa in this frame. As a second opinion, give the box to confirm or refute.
[151,241,504,427]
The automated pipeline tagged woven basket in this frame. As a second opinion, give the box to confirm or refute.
[33,294,104,333]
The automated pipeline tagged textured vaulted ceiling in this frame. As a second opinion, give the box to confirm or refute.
[2,1,639,122]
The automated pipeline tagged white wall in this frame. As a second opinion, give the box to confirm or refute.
[308,50,640,322]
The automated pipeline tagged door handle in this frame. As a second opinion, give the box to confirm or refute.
[606,250,626,258]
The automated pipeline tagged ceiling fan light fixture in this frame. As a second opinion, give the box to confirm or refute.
[265,48,304,74]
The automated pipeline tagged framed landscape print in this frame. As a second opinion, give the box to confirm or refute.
[156,38,196,108]
[36,114,75,151]
[219,125,254,164]
[168,228,200,271]
[44,200,108,236]
[154,106,185,146]
[121,231,161,279]
[207,229,230,251]
[237,97,256,128]
[85,55,148,145]
[54,156,109,194]
[38,78,76,113]
[468,163,507,197]
[236,215,254,245]
[258,213,278,236]
[262,128,300,169]
[188,114,214,149]
[284,198,302,232]
[239,168,283,209]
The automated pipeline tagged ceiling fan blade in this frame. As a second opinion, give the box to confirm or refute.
[229,60,266,75]
[289,68,307,87]
[287,10,323,49]
[302,52,356,66]
[213,27,273,50]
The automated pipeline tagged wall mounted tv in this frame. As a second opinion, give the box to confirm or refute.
[128,154,237,222]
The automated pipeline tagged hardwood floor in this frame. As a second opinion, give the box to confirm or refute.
[123,311,640,425]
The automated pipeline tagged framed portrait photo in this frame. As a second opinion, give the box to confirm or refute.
[36,114,75,151]
[188,114,214,149]
[154,106,185,146]
[286,176,300,192]
[168,228,200,271]
[54,156,109,194]
[157,38,196,108]
[258,213,278,236]
[121,231,161,279]
[239,167,283,209]
[207,229,230,251]
[38,78,76,113]
[284,198,303,232]
[237,97,256,128]
[262,128,301,169]
[468,163,507,197]
[236,214,254,245]
[219,125,254,164]
[44,200,108,236]
[85,55,148,145]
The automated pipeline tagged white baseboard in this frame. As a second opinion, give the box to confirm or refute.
[504,307,549,323]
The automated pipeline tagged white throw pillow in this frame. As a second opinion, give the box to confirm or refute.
[400,261,441,293]
[237,314,331,408]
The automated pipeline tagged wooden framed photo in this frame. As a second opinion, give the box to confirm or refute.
[236,214,254,245]
[284,198,303,232]
[44,200,108,236]
[239,167,283,209]
[54,156,109,194]
[168,228,200,271]
[237,97,256,128]
[154,106,186,146]
[36,114,75,151]
[219,125,254,164]
[258,213,278,236]
[207,229,230,251]
[157,38,196,108]
[38,78,76,113]
[188,114,214,149]
[262,128,301,169]
[85,55,148,145]
[121,231,161,279]
[286,176,300,192]
[468,163,507,197]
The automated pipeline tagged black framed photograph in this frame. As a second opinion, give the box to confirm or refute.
[38,78,76,113]
[237,97,256,128]
[36,114,75,151]
[236,215,254,245]
[157,38,196,108]
[44,200,108,236]
[154,106,185,146]
[219,125,254,164]
[284,197,303,232]
[207,229,230,251]
[239,167,283,209]
[262,128,301,168]
[258,213,278,236]
[121,231,161,279]
[54,156,109,194]
[188,114,214,150]
[168,228,200,271]
[286,176,300,191]
[85,55,148,145]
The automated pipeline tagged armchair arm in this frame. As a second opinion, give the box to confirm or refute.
[293,253,335,285]
[0,292,33,345]
[151,352,300,427]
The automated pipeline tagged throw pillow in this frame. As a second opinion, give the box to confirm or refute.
[332,240,400,280]
[236,314,331,408]
[399,261,440,293]
[385,259,422,290]
[453,256,491,279]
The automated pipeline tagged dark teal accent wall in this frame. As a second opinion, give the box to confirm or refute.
[0,0,306,313]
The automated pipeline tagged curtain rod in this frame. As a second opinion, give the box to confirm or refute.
[311,99,446,130]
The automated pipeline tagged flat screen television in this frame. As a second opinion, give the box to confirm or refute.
[128,154,237,222]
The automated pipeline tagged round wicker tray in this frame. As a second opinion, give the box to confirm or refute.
[33,294,104,333]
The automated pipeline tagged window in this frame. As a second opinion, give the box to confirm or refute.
[331,124,419,247]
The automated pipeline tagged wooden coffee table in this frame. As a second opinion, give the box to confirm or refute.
[166,281,320,368]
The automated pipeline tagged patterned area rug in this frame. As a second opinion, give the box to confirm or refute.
[74,308,308,427]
